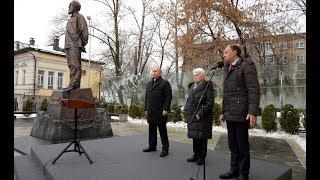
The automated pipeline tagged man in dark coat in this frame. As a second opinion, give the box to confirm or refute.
[185,68,214,165]
[64,0,89,90]
[143,66,172,157]
[219,45,260,180]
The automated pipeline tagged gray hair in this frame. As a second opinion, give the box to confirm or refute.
[192,68,206,77]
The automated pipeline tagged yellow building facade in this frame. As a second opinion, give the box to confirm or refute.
[14,41,103,110]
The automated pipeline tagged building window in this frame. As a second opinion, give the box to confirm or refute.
[296,54,304,64]
[15,71,19,85]
[265,55,274,65]
[296,70,305,79]
[57,72,64,90]
[22,70,26,84]
[37,70,44,89]
[260,42,272,52]
[48,71,54,89]
[279,42,287,49]
[279,56,288,65]
[295,41,304,48]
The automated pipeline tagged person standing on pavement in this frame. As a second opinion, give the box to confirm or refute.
[219,44,260,180]
[184,68,214,165]
[143,66,172,157]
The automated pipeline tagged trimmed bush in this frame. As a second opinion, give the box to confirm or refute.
[212,103,222,126]
[96,101,104,108]
[39,98,48,111]
[129,103,145,119]
[114,103,128,114]
[138,102,146,118]
[23,98,33,117]
[129,104,140,119]
[107,102,117,113]
[120,104,129,114]
[168,103,183,123]
[261,104,277,132]
[279,104,300,134]
[114,103,122,114]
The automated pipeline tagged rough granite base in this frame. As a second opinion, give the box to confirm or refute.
[30,108,113,143]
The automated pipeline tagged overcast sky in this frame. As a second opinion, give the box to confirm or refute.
[15,0,145,61]
[15,0,305,61]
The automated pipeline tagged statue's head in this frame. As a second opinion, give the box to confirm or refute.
[68,0,81,14]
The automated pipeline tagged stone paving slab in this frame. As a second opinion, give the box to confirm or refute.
[214,134,306,180]
[14,156,48,180]
[16,134,292,180]
[14,120,305,180]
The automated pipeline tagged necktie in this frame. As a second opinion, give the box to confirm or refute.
[228,64,232,73]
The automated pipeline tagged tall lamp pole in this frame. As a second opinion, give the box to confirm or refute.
[87,16,92,88]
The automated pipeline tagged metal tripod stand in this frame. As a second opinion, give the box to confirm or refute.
[52,108,93,164]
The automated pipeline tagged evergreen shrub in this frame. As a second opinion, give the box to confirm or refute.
[261,104,277,132]
[279,104,300,134]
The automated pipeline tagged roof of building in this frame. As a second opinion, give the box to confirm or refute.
[14,41,104,65]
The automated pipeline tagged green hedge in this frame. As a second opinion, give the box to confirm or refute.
[22,98,33,117]
[129,103,145,119]
[212,103,222,126]
[39,98,48,111]
[279,104,300,134]
[261,104,277,132]
[168,103,183,123]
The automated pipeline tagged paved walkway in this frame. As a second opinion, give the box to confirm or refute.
[14,117,306,180]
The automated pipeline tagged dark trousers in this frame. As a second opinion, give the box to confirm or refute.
[193,138,208,160]
[149,123,169,151]
[226,121,250,175]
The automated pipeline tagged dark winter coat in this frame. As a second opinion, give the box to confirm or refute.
[222,57,260,122]
[144,76,172,124]
[184,80,214,139]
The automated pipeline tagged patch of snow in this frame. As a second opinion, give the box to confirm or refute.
[127,117,306,153]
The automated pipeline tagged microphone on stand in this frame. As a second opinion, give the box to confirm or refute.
[209,60,224,71]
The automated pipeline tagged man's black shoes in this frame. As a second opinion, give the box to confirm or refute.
[187,156,198,162]
[142,147,156,152]
[219,169,239,179]
[160,150,168,157]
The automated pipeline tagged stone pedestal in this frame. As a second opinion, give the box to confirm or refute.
[47,88,96,128]
[30,89,113,143]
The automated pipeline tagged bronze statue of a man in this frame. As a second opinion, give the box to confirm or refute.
[64,0,89,91]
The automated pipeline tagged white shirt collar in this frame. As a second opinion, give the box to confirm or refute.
[232,58,240,65]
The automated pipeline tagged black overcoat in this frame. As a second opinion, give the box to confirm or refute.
[185,80,214,139]
[144,77,172,124]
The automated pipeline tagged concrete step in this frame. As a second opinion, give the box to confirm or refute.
[14,155,48,180]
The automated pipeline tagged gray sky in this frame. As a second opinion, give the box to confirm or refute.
[15,0,305,62]
[14,0,142,60]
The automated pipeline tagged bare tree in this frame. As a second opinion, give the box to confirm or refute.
[125,0,159,75]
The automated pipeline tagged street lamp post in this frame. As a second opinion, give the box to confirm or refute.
[87,16,92,88]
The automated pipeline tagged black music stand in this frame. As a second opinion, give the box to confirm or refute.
[52,99,94,164]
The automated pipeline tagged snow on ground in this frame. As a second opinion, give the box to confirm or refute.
[127,116,306,153]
